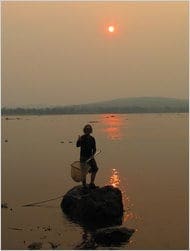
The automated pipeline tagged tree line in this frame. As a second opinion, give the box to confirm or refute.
[1,105,188,115]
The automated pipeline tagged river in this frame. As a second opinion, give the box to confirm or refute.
[1,113,188,249]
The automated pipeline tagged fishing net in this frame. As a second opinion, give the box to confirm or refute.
[71,161,90,182]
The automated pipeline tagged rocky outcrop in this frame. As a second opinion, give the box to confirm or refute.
[74,226,135,249]
[27,242,42,250]
[61,185,124,228]
[93,226,135,245]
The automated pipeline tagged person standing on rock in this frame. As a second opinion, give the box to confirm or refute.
[76,124,98,189]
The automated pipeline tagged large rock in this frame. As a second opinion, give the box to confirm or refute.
[74,227,135,249]
[61,185,124,228]
[93,226,135,246]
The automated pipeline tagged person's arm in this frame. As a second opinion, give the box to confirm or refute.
[76,135,81,147]
[92,138,96,155]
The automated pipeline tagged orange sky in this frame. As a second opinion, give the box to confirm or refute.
[2,2,188,107]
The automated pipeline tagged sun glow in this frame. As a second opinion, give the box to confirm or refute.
[108,25,115,33]
[100,114,124,140]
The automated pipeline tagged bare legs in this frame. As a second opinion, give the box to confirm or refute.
[82,171,98,187]
[90,171,97,185]
[81,165,87,187]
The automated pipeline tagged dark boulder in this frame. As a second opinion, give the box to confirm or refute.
[93,226,135,246]
[74,226,135,249]
[61,185,124,228]
[27,242,42,250]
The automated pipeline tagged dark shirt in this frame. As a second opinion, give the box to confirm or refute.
[76,134,96,160]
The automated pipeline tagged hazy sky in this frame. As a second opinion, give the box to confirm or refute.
[2,1,189,107]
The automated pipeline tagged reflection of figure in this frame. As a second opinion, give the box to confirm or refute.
[76,124,99,189]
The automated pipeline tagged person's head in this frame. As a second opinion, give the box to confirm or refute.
[83,124,93,135]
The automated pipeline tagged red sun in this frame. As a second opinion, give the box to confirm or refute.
[108,25,115,33]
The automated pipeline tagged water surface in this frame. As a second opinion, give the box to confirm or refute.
[1,113,188,249]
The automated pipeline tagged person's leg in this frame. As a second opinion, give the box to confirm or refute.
[81,162,87,187]
[89,159,98,188]
[90,171,97,184]
[82,175,86,187]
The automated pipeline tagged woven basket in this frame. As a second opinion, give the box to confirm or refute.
[71,161,90,182]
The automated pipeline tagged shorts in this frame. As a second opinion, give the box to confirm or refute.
[88,159,99,173]
[80,157,99,173]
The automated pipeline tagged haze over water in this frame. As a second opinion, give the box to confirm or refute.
[2,2,188,107]
[1,1,189,249]
[2,113,188,249]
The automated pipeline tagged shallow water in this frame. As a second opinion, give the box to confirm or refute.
[1,113,189,249]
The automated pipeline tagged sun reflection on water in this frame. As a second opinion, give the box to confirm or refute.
[109,168,120,187]
[108,168,137,223]
[100,114,125,140]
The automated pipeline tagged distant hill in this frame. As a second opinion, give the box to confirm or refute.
[79,97,188,108]
[2,97,189,115]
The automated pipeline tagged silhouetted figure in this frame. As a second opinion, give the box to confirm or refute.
[76,124,98,188]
